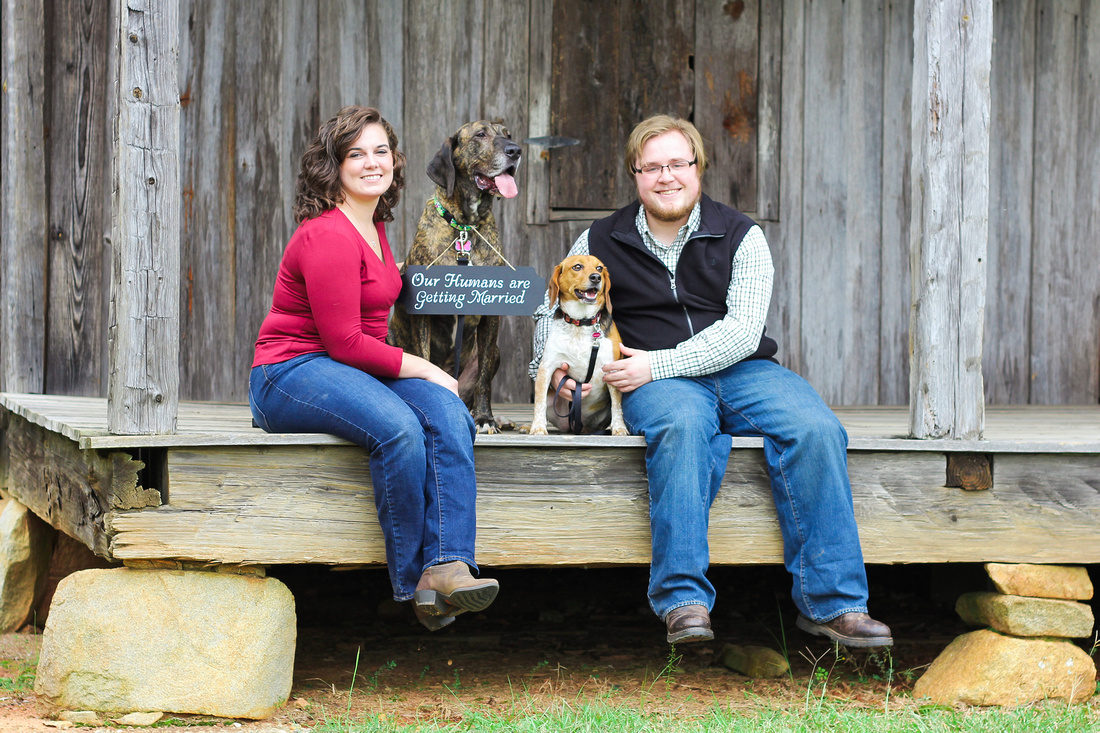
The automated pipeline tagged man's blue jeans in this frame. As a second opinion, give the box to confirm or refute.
[249,352,478,601]
[621,358,869,623]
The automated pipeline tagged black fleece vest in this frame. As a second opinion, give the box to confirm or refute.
[587,194,778,362]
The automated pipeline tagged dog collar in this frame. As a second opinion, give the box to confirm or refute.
[562,310,602,328]
[433,196,474,231]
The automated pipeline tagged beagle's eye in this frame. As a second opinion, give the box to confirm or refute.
[572,263,583,271]
[596,266,603,272]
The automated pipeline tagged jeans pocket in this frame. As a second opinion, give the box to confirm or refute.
[248,366,271,432]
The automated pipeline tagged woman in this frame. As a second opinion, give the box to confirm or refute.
[249,106,497,631]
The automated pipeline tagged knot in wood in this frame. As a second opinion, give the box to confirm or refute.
[132,87,142,99]
[147,177,156,186]
[128,33,139,43]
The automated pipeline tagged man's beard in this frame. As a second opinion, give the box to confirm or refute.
[644,192,700,223]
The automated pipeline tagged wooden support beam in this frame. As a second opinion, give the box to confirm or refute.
[908,0,991,439]
[0,0,47,393]
[108,0,181,434]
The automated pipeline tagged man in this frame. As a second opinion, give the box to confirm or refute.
[529,115,891,647]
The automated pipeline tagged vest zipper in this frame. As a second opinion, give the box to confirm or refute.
[668,271,695,336]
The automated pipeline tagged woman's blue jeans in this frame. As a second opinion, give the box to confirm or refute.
[621,358,869,623]
[249,352,478,601]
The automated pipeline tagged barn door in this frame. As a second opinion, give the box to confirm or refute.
[537,0,762,219]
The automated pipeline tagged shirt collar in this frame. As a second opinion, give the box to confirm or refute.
[635,201,703,250]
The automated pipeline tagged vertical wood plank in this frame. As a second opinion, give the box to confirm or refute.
[1073,0,1100,403]
[178,0,237,402]
[1030,0,1098,403]
[879,0,914,405]
[840,0,884,403]
[108,0,181,434]
[798,0,846,402]
[984,0,1035,404]
[909,0,990,438]
[232,1,319,395]
[774,0,805,376]
[316,0,406,255]
[402,0,484,250]
[525,0,551,225]
[482,0,534,403]
[45,0,111,397]
[0,0,47,393]
[756,0,781,221]
[695,0,758,212]
[549,0,623,210]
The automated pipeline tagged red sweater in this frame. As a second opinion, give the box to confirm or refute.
[252,209,404,377]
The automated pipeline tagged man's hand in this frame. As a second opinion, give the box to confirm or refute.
[552,363,592,402]
[602,345,652,393]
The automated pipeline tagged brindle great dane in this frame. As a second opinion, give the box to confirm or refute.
[388,120,521,433]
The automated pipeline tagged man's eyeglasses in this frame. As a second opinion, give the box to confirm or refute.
[632,159,697,177]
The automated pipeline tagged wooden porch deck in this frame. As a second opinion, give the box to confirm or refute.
[2,393,1099,569]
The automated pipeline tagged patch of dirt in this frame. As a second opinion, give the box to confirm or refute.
[1,564,1096,731]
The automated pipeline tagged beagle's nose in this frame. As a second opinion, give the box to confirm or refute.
[588,272,602,283]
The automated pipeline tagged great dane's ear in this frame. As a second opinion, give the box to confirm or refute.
[547,264,564,307]
[426,136,457,197]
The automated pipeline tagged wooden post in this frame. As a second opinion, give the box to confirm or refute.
[0,0,47,393]
[908,0,991,439]
[107,0,180,434]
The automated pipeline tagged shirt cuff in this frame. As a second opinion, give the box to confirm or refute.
[647,350,677,381]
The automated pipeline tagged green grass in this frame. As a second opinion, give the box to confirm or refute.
[311,700,1099,732]
[0,657,36,692]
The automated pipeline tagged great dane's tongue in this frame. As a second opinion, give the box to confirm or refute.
[494,172,518,198]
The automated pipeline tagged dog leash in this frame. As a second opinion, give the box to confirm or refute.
[552,312,603,435]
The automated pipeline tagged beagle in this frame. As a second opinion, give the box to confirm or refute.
[529,255,629,436]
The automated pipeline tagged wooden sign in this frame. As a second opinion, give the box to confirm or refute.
[398,266,546,316]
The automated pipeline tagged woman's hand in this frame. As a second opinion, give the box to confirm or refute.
[400,353,459,396]
[551,363,592,402]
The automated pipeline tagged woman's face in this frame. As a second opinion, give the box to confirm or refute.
[339,123,394,204]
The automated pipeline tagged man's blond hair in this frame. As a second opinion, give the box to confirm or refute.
[624,115,708,176]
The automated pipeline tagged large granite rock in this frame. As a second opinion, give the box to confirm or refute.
[0,500,56,631]
[957,591,1095,638]
[35,568,295,719]
[914,629,1096,706]
[985,563,1093,601]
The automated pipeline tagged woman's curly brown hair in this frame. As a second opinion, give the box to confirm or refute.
[293,106,407,224]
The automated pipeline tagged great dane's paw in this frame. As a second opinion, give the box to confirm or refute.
[526,423,549,436]
[475,419,501,435]
[611,426,629,436]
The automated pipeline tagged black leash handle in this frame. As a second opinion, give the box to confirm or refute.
[551,341,600,435]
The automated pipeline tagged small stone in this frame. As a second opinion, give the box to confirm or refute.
[58,710,101,724]
[956,591,1094,637]
[914,629,1096,706]
[115,711,164,725]
[42,722,74,729]
[985,563,1093,600]
[293,697,310,709]
[719,643,789,678]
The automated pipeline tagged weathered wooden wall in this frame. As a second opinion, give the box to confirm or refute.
[2,0,1098,406]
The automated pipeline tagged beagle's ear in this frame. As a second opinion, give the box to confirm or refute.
[426,136,457,197]
[602,267,612,315]
[547,264,564,307]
